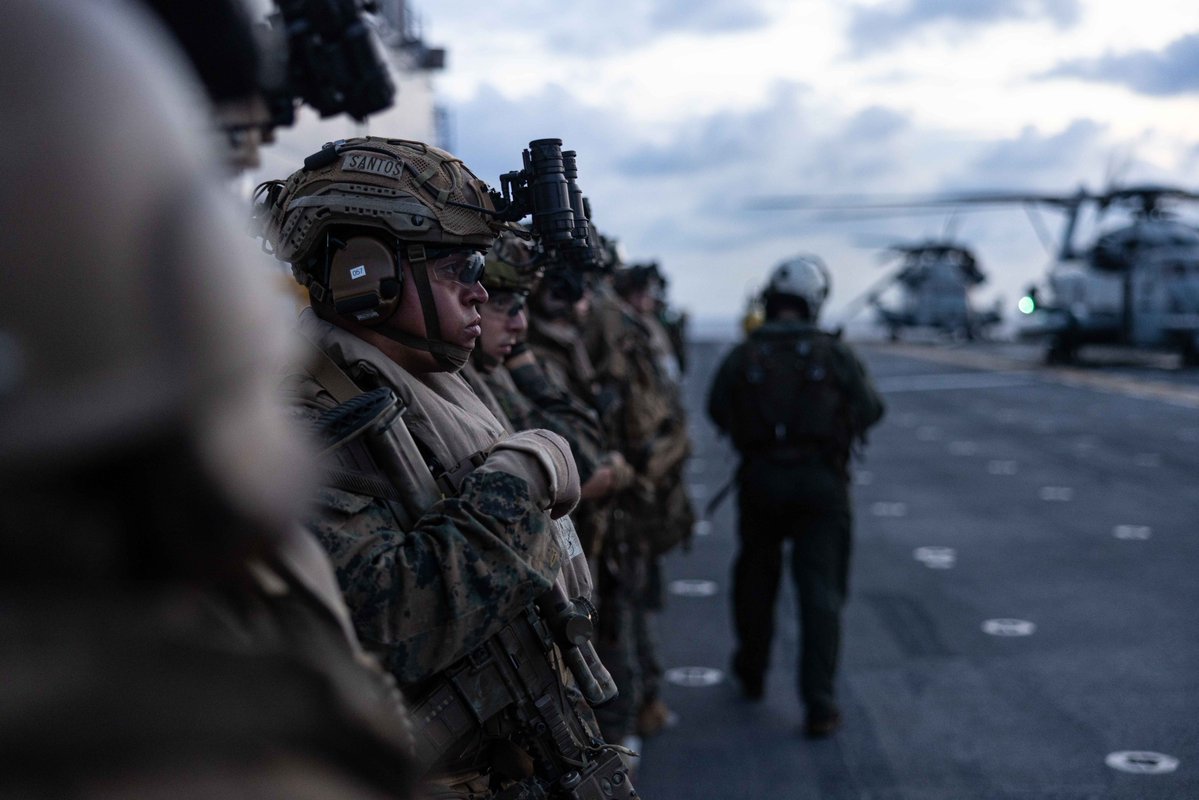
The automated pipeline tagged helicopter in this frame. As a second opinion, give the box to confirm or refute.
[749,184,1199,364]
[839,239,1003,341]
[1004,185,1199,364]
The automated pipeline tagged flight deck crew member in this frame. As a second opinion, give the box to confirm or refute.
[707,255,884,738]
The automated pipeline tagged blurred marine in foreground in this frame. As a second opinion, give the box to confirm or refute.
[0,0,418,796]
[707,255,884,738]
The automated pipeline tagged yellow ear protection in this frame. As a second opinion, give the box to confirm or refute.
[322,232,403,326]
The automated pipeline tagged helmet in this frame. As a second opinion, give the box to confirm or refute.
[0,0,310,529]
[260,137,506,370]
[483,231,543,295]
[594,233,626,273]
[262,136,502,269]
[614,262,664,299]
[764,255,831,319]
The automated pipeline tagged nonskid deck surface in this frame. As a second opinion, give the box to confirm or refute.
[637,338,1198,800]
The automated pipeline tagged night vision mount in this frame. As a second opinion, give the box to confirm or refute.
[261,0,395,128]
[491,139,597,270]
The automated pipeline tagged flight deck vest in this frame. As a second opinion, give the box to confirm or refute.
[729,331,850,467]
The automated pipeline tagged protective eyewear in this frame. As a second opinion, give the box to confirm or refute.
[428,250,486,286]
[484,292,527,317]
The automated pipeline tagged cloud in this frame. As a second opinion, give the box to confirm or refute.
[648,0,770,36]
[444,78,1193,320]
[843,105,910,140]
[960,118,1108,190]
[1042,33,1199,96]
[420,0,772,58]
[847,0,1082,54]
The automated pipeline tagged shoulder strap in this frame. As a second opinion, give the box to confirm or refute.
[303,336,364,404]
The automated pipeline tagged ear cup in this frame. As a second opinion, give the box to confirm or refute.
[326,236,402,325]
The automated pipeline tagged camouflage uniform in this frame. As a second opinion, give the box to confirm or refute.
[283,312,565,684]
[583,279,691,740]
[528,315,603,413]
[464,358,605,490]
[707,318,885,720]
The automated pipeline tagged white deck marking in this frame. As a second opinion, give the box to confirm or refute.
[1105,751,1179,775]
[693,520,713,537]
[987,460,1018,475]
[669,579,720,597]
[948,441,979,456]
[665,667,724,687]
[1113,525,1152,540]
[1039,486,1074,501]
[982,619,1036,636]
[871,502,908,518]
[914,546,956,569]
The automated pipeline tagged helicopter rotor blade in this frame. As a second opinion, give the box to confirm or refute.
[1022,202,1058,257]
[747,190,1088,213]
[942,210,960,241]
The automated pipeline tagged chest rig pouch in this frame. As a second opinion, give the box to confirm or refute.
[732,332,849,463]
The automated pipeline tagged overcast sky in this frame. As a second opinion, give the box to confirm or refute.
[411,0,1199,329]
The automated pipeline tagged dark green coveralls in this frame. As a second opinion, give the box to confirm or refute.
[707,319,884,716]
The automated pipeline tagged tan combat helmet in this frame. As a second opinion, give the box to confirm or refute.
[262,137,501,267]
[0,0,310,530]
[259,137,506,369]
[483,230,543,295]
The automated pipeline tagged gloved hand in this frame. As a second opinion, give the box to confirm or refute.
[478,429,581,519]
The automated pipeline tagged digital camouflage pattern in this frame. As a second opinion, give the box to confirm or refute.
[283,314,563,684]
[587,282,695,556]
[580,279,698,738]
[492,361,605,485]
[527,315,601,414]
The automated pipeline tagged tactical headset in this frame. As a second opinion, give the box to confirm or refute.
[316,230,485,329]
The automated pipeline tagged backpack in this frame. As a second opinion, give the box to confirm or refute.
[728,331,851,466]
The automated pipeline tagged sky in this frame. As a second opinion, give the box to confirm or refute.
[406,0,1199,333]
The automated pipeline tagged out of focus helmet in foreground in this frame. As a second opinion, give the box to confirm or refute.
[764,255,831,320]
[0,0,309,528]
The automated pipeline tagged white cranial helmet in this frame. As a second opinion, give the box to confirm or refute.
[765,255,831,319]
